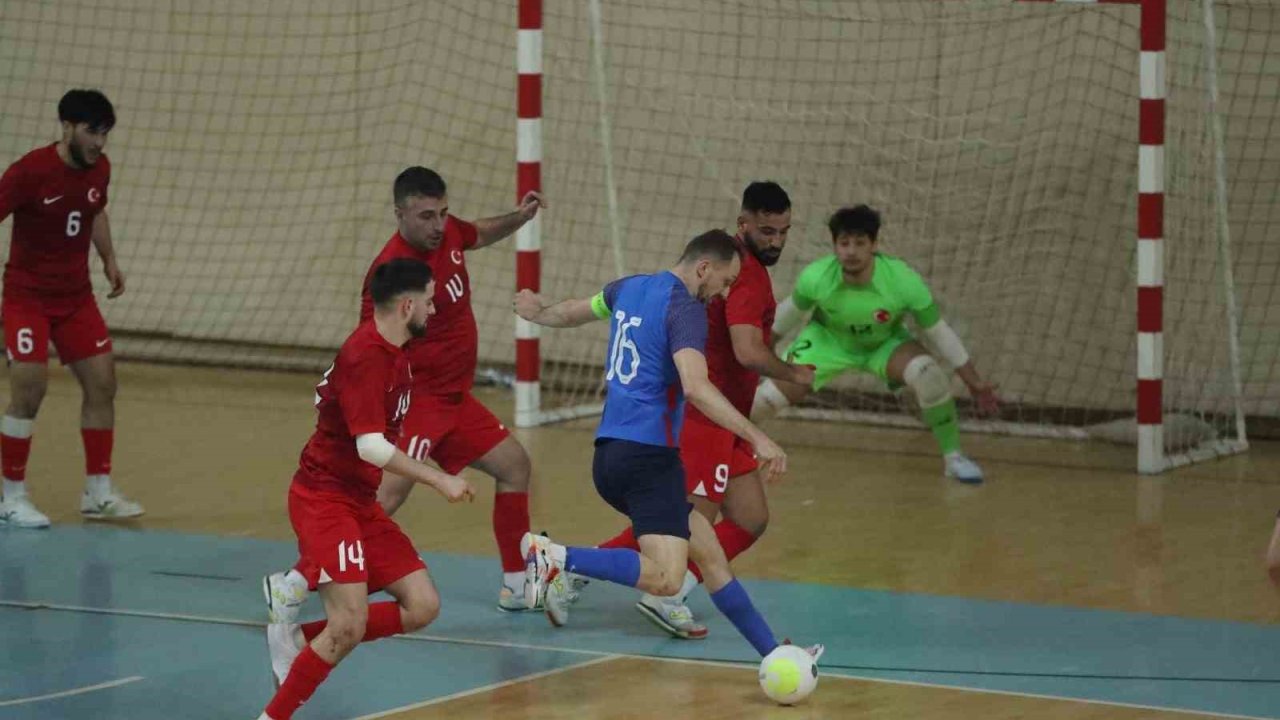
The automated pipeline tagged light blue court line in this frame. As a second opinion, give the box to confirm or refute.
[1,525,1278,718]
[0,676,144,708]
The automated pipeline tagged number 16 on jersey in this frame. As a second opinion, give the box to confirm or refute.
[606,311,643,385]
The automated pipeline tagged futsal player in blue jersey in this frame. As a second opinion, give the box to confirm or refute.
[514,229,822,662]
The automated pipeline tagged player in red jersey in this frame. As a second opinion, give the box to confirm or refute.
[259,258,475,720]
[0,89,141,528]
[264,166,545,618]
[587,182,815,638]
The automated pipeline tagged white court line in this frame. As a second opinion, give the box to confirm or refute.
[1,601,1270,720]
[0,676,145,707]
[348,654,621,720]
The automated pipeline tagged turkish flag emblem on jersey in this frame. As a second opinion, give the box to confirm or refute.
[874,309,891,324]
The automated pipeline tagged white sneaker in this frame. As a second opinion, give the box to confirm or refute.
[806,643,826,662]
[263,570,309,624]
[543,565,571,627]
[0,495,50,528]
[564,573,589,605]
[522,531,568,626]
[80,488,145,519]
[944,453,984,484]
[635,594,708,639]
[266,623,303,688]
[782,638,825,663]
[498,583,541,612]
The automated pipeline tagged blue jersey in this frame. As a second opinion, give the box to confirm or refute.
[591,271,708,447]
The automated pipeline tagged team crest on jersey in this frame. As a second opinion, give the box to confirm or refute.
[450,249,463,265]
[874,309,891,323]
[87,187,101,204]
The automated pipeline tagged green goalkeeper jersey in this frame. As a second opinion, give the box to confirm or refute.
[791,253,941,352]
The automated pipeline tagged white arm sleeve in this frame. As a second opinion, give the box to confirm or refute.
[356,433,396,468]
[920,319,970,369]
[772,297,810,338]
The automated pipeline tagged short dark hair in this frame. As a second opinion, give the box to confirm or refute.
[741,181,791,215]
[58,89,115,132]
[828,205,881,241]
[369,258,433,307]
[393,167,447,207]
[679,229,739,264]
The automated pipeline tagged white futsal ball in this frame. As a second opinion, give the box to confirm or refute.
[758,644,818,705]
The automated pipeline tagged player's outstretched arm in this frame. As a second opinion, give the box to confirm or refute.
[356,433,475,503]
[92,211,126,298]
[513,289,601,328]
[673,348,787,481]
[472,191,546,249]
[728,324,814,387]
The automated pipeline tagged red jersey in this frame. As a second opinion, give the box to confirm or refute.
[360,217,479,395]
[294,321,412,502]
[686,236,776,420]
[0,143,111,301]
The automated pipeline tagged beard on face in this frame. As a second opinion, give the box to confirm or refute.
[408,317,428,338]
[753,246,782,267]
[68,140,95,168]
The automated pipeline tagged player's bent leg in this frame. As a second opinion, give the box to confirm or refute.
[470,435,535,610]
[376,472,415,515]
[0,362,50,528]
[634,532,689,598]
[634,511,711,640]
[68,353,144,518]
[312,581,368,663]
[688,511,778,657]
[721,469,769,539]
[262,581,365,720]
[888,342,983,484]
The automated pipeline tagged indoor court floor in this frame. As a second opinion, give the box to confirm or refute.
[1,362,1277,719]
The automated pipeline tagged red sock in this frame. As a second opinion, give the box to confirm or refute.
[361,601,404,642]
[684,520,758,583]
[1,434,32,482]
[264,645,333,720]
[598,526,639,550]
[81,428,113,476]
[301,602,404,644]
[714,519,758,563]
[293,559,320,592]
[493,491,530,572]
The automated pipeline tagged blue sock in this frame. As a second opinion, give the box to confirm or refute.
[565,546,641,587]
[710,578,778,657]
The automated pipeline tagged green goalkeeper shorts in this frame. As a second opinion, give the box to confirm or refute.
[784,322,913,390]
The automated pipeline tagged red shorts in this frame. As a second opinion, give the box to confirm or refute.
[398,392,510,475]
[678,415,758,504]
[2,293,111,365]
[288,483,426,591]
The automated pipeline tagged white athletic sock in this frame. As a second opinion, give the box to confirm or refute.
[676,568,699,603]
[3,478,27,499]
[503,571,526,593]
[85,474,111,497]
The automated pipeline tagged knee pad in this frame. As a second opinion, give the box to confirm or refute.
[902,355,952,409]
[751,380,791,422]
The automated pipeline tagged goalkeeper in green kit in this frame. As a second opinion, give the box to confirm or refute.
[755,205,999,483]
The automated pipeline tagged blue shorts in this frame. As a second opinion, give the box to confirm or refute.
[592,438,691,540]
